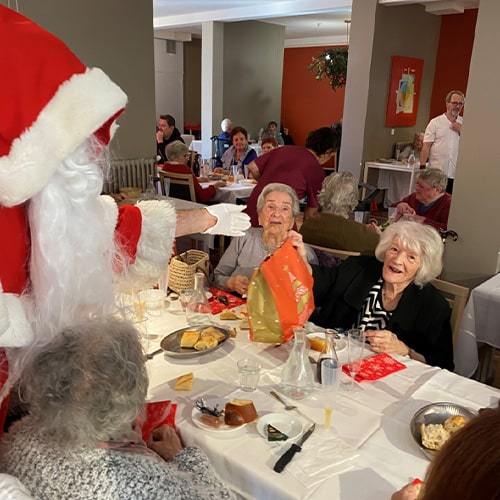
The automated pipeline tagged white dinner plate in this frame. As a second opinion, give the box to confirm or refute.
[256,413,303,441]
[307,332,347,353]
[192,398,247,436]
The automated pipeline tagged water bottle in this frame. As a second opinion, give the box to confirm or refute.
[279,327,315,400]
[186,272,211,326]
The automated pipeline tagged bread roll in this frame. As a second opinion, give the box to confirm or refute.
[444,415,468,434]
[224,399,258,426]
[420,423,450,451]
[180,330,200,348]
[175,372,194,391]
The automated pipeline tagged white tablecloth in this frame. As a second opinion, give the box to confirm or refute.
[364,161,419,207]
[189,139,203,155]
[200,181,255,204]
[142,304,500,500]
[455,273,500,377]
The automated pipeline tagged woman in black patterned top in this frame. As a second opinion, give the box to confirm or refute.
[311,221,453,370]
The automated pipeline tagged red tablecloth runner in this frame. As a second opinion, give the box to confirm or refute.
[208,287,246,315]
[342,353,406,382]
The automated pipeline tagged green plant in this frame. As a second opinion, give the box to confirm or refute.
[308,48,348,91]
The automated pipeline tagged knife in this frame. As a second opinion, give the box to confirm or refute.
[273,422,316,473]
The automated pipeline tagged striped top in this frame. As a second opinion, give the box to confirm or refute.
[357,278,393,331]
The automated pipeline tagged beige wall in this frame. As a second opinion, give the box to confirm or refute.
[4,0,156,160]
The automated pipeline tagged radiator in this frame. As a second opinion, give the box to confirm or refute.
[103,158,158,194]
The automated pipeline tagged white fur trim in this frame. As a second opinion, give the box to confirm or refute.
[0,293,34,348]
[0,68,127,207]
[99,195,119,239]
[123,200,177,289]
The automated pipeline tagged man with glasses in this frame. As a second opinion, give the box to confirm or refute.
[419,90,465,194]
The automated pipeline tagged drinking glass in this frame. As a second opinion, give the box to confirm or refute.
[179,288,194,311]
[320,357,341,433]
[132,288,147,322]
[345,328,366,391]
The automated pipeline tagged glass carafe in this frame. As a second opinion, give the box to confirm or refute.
[279,327,314,400]
[317,329,339,384]
[186,272,211,326]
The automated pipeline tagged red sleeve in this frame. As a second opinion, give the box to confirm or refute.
[115,205,142,264]
[305,165,325,208]
[193,177,216,202]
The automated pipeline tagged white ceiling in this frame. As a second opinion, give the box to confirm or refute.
[153,0,479,47]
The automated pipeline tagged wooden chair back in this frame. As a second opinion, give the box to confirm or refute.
[308,243,361,261]
[431,278,469,347]
[159,171,196,201]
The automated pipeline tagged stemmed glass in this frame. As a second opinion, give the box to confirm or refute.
[320,357,341,433]
[345,328,366,391]
[179,288,194,311]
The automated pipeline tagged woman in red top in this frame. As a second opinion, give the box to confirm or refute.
[162,141,225,203]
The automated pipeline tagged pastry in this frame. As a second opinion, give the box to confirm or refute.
[267,424,288,441]
[224,399,258,426]
[201,326,226,343]
[443,414,468,434]
[194,335,218,351]
[420,423,450,451]
[308,336,325,352]
[239,317,250,330]
[174,372,194,391]
[220,310,238,320]
[180,330,200,348]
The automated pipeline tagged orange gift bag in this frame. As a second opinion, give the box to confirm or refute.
[247,239,315,343]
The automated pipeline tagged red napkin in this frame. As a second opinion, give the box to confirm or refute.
[140,400,177,442]
[208,287,246,315]
[342,353,406,382]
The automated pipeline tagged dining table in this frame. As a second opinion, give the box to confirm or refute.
[200,179,256,204]
[140,299,500,500]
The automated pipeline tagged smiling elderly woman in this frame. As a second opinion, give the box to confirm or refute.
[213,183,317,295]
[311,221,453,370]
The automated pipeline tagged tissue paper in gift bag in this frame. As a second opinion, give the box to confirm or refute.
[247,239,314,343]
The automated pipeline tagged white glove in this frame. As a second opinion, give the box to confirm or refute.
[203,204,250,237]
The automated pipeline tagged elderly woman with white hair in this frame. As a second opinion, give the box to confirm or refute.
[300,171,379,255]
[0,317,235,499]
[312,221,453,369]
[214,183,318,295]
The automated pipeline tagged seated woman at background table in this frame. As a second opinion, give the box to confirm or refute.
[0,317,235,499]
[300,172,379,255]
[214,183,317,295]
[399,131,424,163]
[220,126,257,178]
[162,141,225,203]
[392,406,500,500]
[260,136,279,154]
[390,168,451,231]
[311,221,453,370]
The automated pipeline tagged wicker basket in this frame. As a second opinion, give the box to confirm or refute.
[168,249,210,294]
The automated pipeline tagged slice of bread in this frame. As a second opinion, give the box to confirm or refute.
[239,318,250,330]
[180,330,200,348]
[201,327,226,343]
[174,372,194,391]
[420,423,450,451]
[220,309,239,320]
[194,336,218,351]
[443,415,468,434]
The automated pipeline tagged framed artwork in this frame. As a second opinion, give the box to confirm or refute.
[385,56,424,127]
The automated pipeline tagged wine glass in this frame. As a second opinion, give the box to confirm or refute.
[320,357,341,433]
[179,288,194,311]
[345,328,366,391]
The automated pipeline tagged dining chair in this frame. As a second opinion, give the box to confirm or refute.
[307,243,361,261]
[431,278,469,347]
[159,171,196,201]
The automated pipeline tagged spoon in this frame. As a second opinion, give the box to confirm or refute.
[269,390,297,411]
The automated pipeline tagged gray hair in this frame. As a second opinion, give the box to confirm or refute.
[20,317,148,450]
[221,118,232,132]
[417,168,448,192]
[317,172,359,217]
[166,140,189,162]
[375,221,443,287]
[256,183,300,219]
[446,90,465,103]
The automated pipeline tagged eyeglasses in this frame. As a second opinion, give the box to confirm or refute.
[449,101,464,106]
[263,203,292,215]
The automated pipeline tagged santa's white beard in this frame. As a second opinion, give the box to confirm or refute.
[27,140,117,339]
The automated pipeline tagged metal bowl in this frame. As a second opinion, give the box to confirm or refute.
[410,402,477,460]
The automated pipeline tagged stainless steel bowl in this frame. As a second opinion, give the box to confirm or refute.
[410,402,477,460]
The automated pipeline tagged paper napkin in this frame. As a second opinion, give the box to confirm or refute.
[342,353,406,382]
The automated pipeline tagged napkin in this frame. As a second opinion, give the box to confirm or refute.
[208,287,246,315]
[342,353,406,382]
[140,400,177,442]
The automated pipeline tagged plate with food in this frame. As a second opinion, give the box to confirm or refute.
[307,332,347,353]
[410,402,477,459]
[192,398,258,435]
[160,325,230,358]
[256,413,303,442]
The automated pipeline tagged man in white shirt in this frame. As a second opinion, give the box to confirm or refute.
[419,90,465,194]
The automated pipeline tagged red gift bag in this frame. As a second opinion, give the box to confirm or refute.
[247,239,315,343]
[139,400,177,442]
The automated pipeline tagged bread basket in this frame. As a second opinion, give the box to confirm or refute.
[168,249,209,294]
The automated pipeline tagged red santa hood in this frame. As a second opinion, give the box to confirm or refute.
[0,5,127,207]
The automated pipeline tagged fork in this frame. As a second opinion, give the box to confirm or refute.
[269,391,297,411]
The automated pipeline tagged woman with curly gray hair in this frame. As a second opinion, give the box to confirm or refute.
[300,171,379,254]
[311,221,453,369]
[0,317,235,499]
